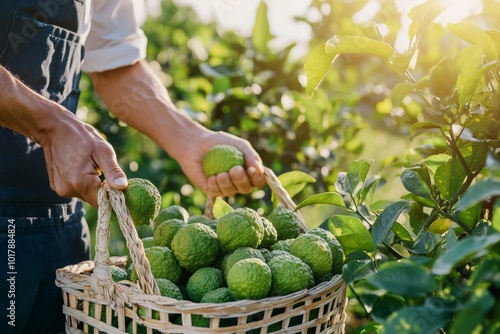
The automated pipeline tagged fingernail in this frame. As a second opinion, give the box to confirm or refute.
[114,177,128,187]
[248,166,256,174]
[255,162,264,173]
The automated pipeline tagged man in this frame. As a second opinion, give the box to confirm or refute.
[0,1,265,333]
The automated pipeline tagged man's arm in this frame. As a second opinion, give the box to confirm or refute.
[0,65,127,207]
[89,59,265,197]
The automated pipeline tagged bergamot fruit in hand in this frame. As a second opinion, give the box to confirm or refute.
[171,223,221,272]
[123,178,161,227]
[217,208,264,251]
[202,145,245,177]
[266,206,302,240]
[186,267,225,302]
[290,234,332,278]
[227,258,271,300]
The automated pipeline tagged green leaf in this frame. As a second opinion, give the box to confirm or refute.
[412,231,440,255]
[470,253,500,288]
[448,22,498,62]
[212,197,233,219]
[252,1,273,54]
[304,43,337,98]
[457,202,482,230]
[327,215,376,253]
[370,295,406,323]
[360,175,381,204]
[400,167,434,201]
[391,222,413,242]
[360,321,383,334]
[391,82,414,107]
[382,301,452,334]
[349,160,371,191]
[366,261,438,297]
[371,201,412,245]
[294,192,345,211]
[464,142,489,172]
[450,288,495,334]
[272,171,316,206]
[454,45,484,107]
[486,29,500,55]
[434,158,467,201]
[407,0,447,46]
[428,57,456,100]
[342,259,376,285]
[409,122,442,138]
[325,35,393,59]
[445,226,458,249]
[432,233,500,275]
[455,179,500,212]
[492,199,500,232]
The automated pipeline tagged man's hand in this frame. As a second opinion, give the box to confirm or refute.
[40,117,127,207]
[178,131,266,198]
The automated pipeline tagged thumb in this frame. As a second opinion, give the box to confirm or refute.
[94,153,128,190]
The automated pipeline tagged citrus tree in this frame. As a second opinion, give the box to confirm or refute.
[301,0,500,332]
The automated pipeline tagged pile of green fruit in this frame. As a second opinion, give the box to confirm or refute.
[92,146,345,333]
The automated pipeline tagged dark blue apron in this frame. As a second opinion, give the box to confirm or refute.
[0,0,85,206]
[0,1,90,333]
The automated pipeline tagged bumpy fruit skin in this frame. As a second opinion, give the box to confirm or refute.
[217,208,264,251]
[131,246,181,284]
[140,236,156,249]
[156,278,183,300]
[222,247,266,278]
[308,228,345,275]
[153,205,189,231]
[110,266,128,282]
[266,206,302,240]
[259,217,278,249]
[154,218,186,248]
[227,258,272,300]
[171,223,221,272]
[123,178,161,227]
[267,254,314,296]
[202,145,245,177]
[270,238,295,252]
[186,267,225,302]
[290,234,333,279]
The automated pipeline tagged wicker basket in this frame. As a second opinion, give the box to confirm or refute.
[56,168,347,334]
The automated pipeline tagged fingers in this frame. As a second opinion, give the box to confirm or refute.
[92,142,128,190]
[205,166,264,198]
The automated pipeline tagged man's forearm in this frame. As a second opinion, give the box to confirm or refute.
[0,65,73,145]
[89,60,208,161]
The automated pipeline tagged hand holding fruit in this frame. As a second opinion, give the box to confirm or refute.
[176,131,266,198]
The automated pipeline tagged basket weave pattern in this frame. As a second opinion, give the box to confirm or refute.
[56,168,347,333]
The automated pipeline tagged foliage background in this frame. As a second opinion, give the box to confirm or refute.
[78,1,500,332]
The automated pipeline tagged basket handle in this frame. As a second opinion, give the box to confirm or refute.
[91,182,160,302]
[204,167,308,233]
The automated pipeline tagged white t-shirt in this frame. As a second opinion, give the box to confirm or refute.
[79,0,148,73]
